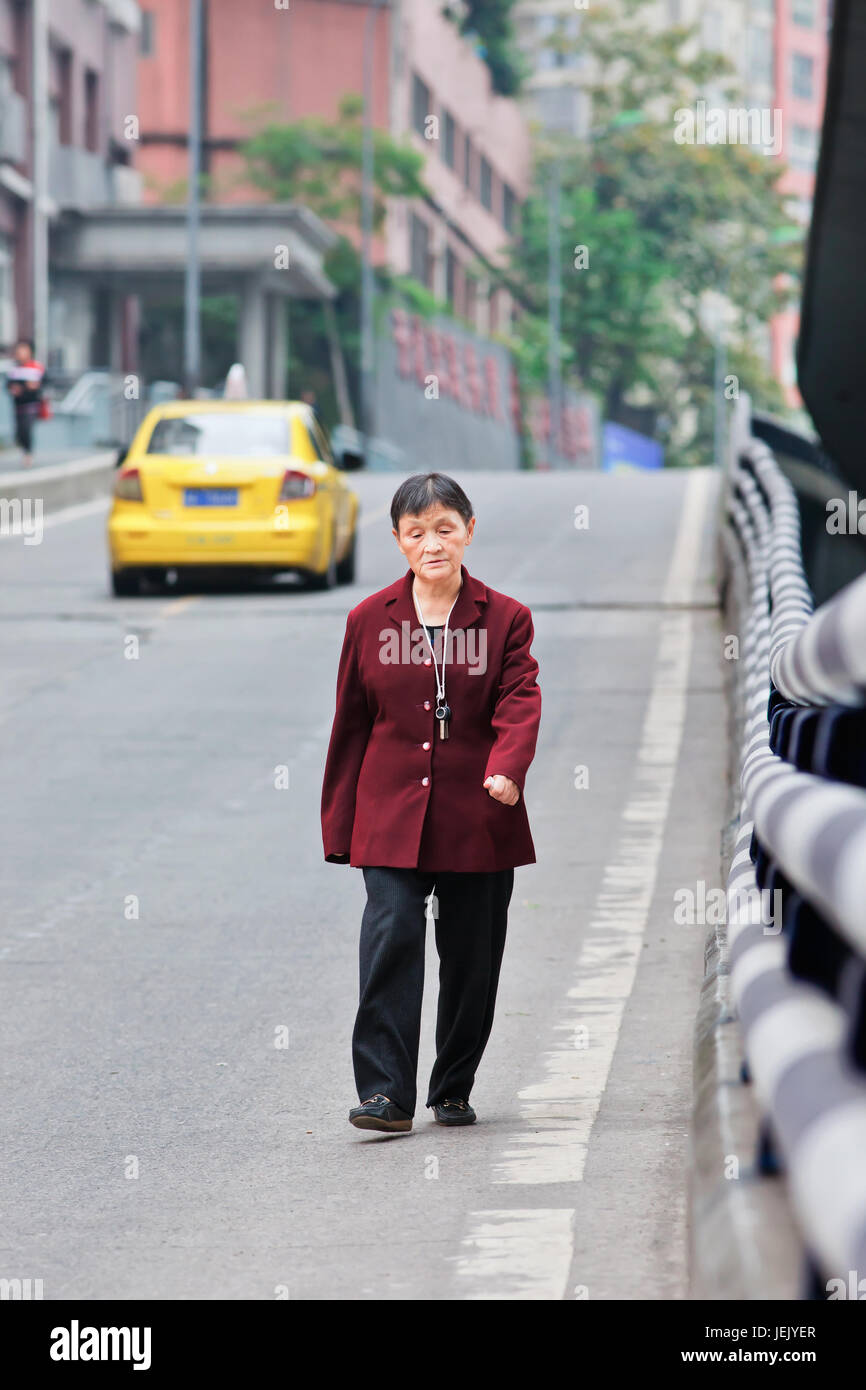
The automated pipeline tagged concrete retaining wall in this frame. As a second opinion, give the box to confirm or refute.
[0,452,117,514]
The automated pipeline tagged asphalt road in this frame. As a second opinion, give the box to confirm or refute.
[0,465,726,1300]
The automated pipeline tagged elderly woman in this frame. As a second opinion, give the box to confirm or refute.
[321,472,542,1133]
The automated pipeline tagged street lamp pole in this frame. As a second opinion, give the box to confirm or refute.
[713,266,730,471]
[31,0,48,360]
[547,156,562,467]
[360,0,386,453]
[184,0,203,395]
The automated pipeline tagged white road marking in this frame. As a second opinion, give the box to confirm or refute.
[40,496,111,528]
[0,495,110,540]
[662,466,716,606]
[492,608,693,1187]
[452,1209,576,1300]
[455,467,716,1295]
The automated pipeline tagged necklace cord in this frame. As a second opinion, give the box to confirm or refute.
[413,577,461,707]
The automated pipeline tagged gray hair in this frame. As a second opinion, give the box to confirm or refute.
[390,472,474,534]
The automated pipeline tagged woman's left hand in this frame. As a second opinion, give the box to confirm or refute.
[483,774,520,806]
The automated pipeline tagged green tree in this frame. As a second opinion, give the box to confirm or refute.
[241,94,426,230]
[509,0,804,465]
[441,1,526,97]
[237,96,429,426]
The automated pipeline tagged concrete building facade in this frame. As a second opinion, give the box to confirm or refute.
[135,0,532,340]
[513,0,831,407]
[0,0,141,363]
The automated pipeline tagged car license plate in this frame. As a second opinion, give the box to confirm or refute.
[184,488,238,506]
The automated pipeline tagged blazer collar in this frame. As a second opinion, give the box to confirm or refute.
[383,562,487,634]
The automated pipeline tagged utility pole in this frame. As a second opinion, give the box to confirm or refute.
[184,0,203,395]
[713,277,729,471]
[547,156,562,468]
[360,0,385,452]
[31,0,48,359]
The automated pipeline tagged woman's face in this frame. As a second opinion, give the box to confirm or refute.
[394,504,475,582]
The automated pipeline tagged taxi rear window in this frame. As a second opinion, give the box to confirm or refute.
[146,413,289,456]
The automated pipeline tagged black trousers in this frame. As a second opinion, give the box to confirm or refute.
[14,407,34,453]
[352,865,514,1116]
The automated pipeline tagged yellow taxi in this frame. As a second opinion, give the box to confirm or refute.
[107,399,361,596]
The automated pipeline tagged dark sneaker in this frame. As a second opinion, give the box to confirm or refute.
[349,1093,413,1132]
[432,1097,476,1126]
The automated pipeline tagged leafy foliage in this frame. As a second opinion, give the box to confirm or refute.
[237,98,430,422]
[441,0,526,96]
[239,94,427,229]
[508,0,805,464]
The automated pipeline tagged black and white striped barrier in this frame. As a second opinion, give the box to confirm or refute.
[771,566,866,708]
[723,425,866,1291]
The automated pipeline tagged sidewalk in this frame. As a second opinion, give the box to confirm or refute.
[0,446,106,474]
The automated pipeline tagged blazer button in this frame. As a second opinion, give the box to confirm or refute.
[421,776,429,786]
[424,700,432,710]
[422,740,431,750]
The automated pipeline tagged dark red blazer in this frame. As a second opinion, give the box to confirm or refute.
[321,562,541,871]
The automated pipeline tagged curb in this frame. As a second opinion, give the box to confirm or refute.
[688,529,802,1299]
[0,451,117,514]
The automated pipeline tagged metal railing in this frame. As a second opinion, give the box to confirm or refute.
[33,372,170,453]
[722,396,866,1292]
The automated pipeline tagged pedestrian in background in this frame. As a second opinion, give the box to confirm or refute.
[301,388,321,425]
[6,338,45,469]
[321,472,542,1133]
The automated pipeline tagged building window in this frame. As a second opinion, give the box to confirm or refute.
[502,182,517,233]
[409,212,431,288]
[790,123,819,171]
[792,0,816,24]
[555,13,581,67]
[445,246,458,307]
[0,235,15,344]
[748,28,774,86]
[464,274,477,329]
[140,9,156,55]
[442,108,456,170]
[84,69,99,152]
[534,84,582,134]
[463,133,474,192]
[54,46,72,145]
[480,154,492,211]
[791,52,815,99]
[412,73,431,139]
[701,8,724,51]
[0,50,13,99]
[532,12,582,70]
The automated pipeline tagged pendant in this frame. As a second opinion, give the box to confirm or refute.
[435,702,451,740]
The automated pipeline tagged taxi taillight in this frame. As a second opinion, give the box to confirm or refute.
[279,469,316,500]
[115,467,143,501]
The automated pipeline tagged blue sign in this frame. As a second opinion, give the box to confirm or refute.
[602,422,664,472]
